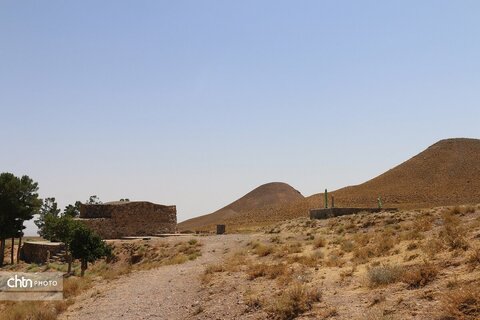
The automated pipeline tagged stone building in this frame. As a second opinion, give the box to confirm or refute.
[77,201,177,239]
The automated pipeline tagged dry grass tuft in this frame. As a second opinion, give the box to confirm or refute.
[367,264,404,287]
[0,302,58,320]
[467,247,480,269]
[449,205,476,215]
[402,262,438,289]
[313,236,327,248]
[247,263,289,280]
[440,213,469,250]
[255,244,275,257]
[421,238,445,259]
[440,283,480,320]
[267,284,321,320]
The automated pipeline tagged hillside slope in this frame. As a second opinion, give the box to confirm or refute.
[313,138,480,209]
[178,182,304,231]
[179,138,480,231]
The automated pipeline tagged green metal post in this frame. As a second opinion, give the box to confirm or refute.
[324,189,328,208]
[377,196,382,209]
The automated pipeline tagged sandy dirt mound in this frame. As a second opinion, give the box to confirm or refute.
[178,182,303,231]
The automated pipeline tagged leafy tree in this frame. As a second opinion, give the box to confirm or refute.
[70,225,111,276]
[63,201,82,218]
[86,195,102,204]
[42,214,80,273]
[0,173,41,266]
[34,197,61,238]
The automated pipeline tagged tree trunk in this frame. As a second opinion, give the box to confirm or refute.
[67,252,72,275]
[10,237,15,264]
[17,236,22,263]
[80,259,87,277]
[0,238,5,267]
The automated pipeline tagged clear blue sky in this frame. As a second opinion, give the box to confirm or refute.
[1,1,479,235]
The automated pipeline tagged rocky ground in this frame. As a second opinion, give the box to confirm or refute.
[59,234,253,320]
[3,204,480,320]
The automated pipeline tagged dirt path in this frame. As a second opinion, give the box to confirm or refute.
[60,234,251,320]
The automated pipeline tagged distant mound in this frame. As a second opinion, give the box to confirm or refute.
[312,138,480,209]
[177,182,304,231]
[179,138,480,231]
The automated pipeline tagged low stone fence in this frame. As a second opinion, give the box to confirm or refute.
[20,241,65,264]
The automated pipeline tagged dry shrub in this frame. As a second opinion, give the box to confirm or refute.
[406,242,418,251]
[402,229,424,241]
[254,244,276,257]
[467,247,480,269]
[441,213,469,251]
[214,249,247,273]
[373,231,396,256]
[325,250,345,268]
[353,232,370,247]
[285,242,303,254]
[205,263,225,274]
[414,215,433,232]
[353,231,395,264]
[201,263,226,283]
[270,236,282,244]
[244,292,263,311]
[313,236,327,248]
[402,262,438,288]
[63,276,92,298]
[440,283,480,320]
[340,266,356,280]
[0,302,57,320]
[364,308,397,320]
[247,263,289,280]
[267,284,321,320]
[340,239,355,252]
[449,205,476,215]
[287,253,321,268]
[421,238,445,259]
[367,264,404,287]
[352,246,375,264]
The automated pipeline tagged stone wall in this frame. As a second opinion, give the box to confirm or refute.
[310,207,398,220]
[77,201,177,239]
[20,242,65,264]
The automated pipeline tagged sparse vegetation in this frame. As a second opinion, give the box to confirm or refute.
[441,283,480,320]
[402,262,438,288]
[367,263,404,287]
[0,238,203,319]
[266,283,321,320]
[440,212,469,250]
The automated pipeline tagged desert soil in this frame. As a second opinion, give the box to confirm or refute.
[60,234,253,320]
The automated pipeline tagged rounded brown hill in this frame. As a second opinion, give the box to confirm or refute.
[177,182,304,231]
[310,138,480,209]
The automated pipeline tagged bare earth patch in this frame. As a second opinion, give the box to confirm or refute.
[59,235,251,320]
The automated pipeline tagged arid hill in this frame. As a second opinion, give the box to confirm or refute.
[180,138,480,231]
[313,138,480,209]
[178,182,304,231]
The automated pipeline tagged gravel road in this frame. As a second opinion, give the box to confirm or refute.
[60,234,251,320]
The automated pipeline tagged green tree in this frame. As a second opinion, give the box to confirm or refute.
[0,173,41,266]
[86,195,102,204]
[42,214,80,274]
[64,201,82,217]
[70,225,111,276]
[34,197,61,238]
